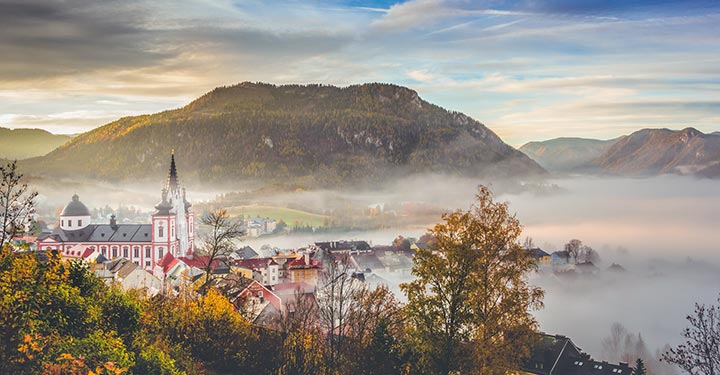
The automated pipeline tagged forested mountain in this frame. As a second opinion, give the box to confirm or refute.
[0,127,72,160]
[592,127,720,177]
[22,82,544,186]
[519,137,618,172]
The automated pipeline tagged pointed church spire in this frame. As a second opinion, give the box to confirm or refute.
[167,150,179,192]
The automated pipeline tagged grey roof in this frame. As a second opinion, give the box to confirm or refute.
[44,224,153,243]
[236,246,259,259]
[61,194,91,216]
[352,253,384,272]
[314,240,372,252]
[523,333,633,375]
[105,257,139,279]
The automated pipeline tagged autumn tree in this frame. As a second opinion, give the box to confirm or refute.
[393,235,416,252]
[277,288,326,375]
[663,294,720,375]
[564,239,583,263]
[316,252,362,373]
[402,185,544,375]
[563,238,601,264]
[197,208,243,291]
[0,161,38,246]
[344,284,408,375]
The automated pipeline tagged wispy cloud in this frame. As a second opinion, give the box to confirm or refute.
[371,0,527,32]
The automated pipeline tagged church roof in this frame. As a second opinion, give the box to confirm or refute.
[41,224,153,243]
[60,194,91,216]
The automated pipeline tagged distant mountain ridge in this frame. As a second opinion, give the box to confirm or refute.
[521,128,720,178]
[519,137,619,172]
[593,127,720,177]
[0,127,72,160]
[22,82,545,186]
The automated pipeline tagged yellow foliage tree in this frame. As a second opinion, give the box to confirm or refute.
[402,186,544,375]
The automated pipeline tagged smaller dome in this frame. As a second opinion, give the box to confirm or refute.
[61,194,91,216]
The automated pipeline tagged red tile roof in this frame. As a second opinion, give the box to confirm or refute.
[178,255,225,269]
[287,256,321,269]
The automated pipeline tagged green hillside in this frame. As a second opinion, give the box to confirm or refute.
[23,82,545,186]
[0,127,72,160]
[226,205,328,227]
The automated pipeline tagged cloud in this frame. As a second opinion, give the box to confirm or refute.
[0,0,718,143]
[371,0,526,32]
[0,110,137,134]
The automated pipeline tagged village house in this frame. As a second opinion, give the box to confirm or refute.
[521,333,632,375]
[214,273,282,321]
[59,243,105,267]
[527,247,552,267]
[245,217,277,237]
[235,257,280,286]
[375,248,414,275]
[311,240,372,255]
[96,257,163,296]
[230,245,259,260]
[272,251,302,279]
[286,252,321,285]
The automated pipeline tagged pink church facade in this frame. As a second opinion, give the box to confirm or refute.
[37,153,195,270]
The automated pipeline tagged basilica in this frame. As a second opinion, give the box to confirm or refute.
[37,153,195,270]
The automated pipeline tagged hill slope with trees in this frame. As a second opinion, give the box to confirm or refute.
[22,82,544,186]
[519,137,619,172]
[593,127,720,177]
[0,127,71,160]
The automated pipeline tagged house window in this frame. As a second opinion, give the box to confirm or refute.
[171,226,174,238]
[78,219,82,226]
[133,246,139,258]
[68,220,72,228]
[101,246,107,256]
[145,247,151,258]
[145,261,151,268]
[112,246,118,258]
[123,246,129,258]
[158,248,164,258]
[159,225,164,237]
[61,220,64,226]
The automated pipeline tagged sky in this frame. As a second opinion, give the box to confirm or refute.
[1,0,719,146]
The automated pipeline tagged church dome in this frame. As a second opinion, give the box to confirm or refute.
[61,194,91,216]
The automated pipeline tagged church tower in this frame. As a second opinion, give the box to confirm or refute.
[152,151,194,261]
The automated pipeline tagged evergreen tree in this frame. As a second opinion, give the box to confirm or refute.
[634,358,648,375]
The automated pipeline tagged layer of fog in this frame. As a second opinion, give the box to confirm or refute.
[31,173,720,364]
[250,174,720,363]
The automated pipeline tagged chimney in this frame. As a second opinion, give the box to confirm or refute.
[110,214,118,230]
